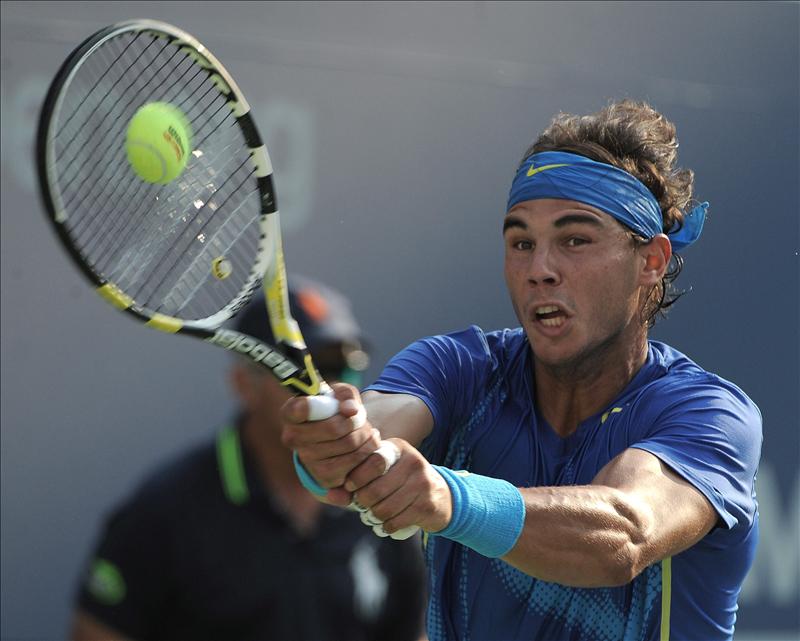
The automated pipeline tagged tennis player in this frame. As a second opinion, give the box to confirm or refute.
[283,100,762,641]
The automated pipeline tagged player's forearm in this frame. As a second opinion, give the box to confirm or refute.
[362,391,433,448]
[502,485,654,587]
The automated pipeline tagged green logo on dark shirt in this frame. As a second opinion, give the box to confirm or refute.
[87,558,126,605]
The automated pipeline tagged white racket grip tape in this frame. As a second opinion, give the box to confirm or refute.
[306,395,339,421]
[347,499,367,512]
[361,509,383,527]
[373,441,401,474]
[306,395,367,429]
[390,525,420,541]
[372,523,420,540]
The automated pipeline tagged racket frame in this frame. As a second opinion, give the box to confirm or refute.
[36,19,326,395]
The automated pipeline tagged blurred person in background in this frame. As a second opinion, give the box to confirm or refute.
[71,274,428,641]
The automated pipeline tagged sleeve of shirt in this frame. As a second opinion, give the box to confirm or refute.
[630,374,763,531]
[364,325,496,462]
[75,480,174,639]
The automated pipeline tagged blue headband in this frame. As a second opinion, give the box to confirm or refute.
[506,151,707,250]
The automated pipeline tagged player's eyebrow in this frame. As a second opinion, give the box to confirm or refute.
[503,212,605,234]
[502,215,527,233]
[553,213,604,228]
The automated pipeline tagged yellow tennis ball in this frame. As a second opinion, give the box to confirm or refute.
[126,102,192,184]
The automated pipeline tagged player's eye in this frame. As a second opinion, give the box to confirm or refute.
[566,237,589,247]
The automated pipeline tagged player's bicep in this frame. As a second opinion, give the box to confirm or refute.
[362,390,434,448]
[592,448,718,562]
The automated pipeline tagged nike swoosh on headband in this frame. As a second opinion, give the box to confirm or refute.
[526,162,570,177]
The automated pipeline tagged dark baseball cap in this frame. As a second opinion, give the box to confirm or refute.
[231,274,370,383]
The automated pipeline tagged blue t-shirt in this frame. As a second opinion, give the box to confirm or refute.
[366,326,761,641]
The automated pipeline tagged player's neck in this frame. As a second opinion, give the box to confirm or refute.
[533,331,649,438]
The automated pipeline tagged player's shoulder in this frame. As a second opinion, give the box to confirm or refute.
[649,342,758,405]
[420,324,527,360]
[637,341,762,432]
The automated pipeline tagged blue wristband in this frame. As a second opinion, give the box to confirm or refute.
[293,451,328,497]
[432,466,525,558]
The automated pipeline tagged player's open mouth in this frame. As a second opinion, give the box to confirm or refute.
[534,305,567,327]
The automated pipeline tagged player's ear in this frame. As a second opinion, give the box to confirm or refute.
[638,234,672,286]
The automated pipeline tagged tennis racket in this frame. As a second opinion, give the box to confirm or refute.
[36,18,417,540]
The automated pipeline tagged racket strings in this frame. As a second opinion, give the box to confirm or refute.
[68,60,212,245]
[56,36,178,198]
[54,32,157,161]
[48,28,265,320]
[111,136,259,305]
[75,74,226,269]
[168,211,261,317]
[103,136,255,303]
[56,33,143,137]
[60,39,191,218]
[54,33,216,240]
[75,74,228,276]
[131,154,256,306]
[58,40,193,251]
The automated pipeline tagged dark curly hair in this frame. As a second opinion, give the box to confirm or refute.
[519,99,697,327]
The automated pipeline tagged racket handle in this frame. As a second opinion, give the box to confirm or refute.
[306,394,367,427]
[306,394,339,421]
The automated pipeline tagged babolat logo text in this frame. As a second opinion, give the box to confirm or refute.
[208,330,298,379]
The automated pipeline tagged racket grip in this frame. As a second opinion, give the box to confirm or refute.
[306,394,339,421]
[307,394,368,428]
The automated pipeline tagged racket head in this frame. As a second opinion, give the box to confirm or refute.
[36,19,327,395]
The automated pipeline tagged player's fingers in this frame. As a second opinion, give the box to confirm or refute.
[282,395,315,424]
[292,424,381,460]
[281,389,364,429]
[358,445,451,533]
[360,508,383,527]
[382,507,425,539]
[363,478,416,524]
[303,433,384,488]
[388,525,420,540]
[330,382,363,406]
[364,490,422,539]
[331,384,368,429]
[371,517,420,540]
[321,486,353,508]
[281,410,372,451]
[344,441,401,492]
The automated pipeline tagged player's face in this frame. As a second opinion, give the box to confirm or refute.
[503,198,648,372]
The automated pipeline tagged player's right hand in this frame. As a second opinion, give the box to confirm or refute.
[281,383,382,506]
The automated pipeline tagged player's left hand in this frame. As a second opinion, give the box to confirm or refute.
[281,383,382,507]
[343,438,453,535]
